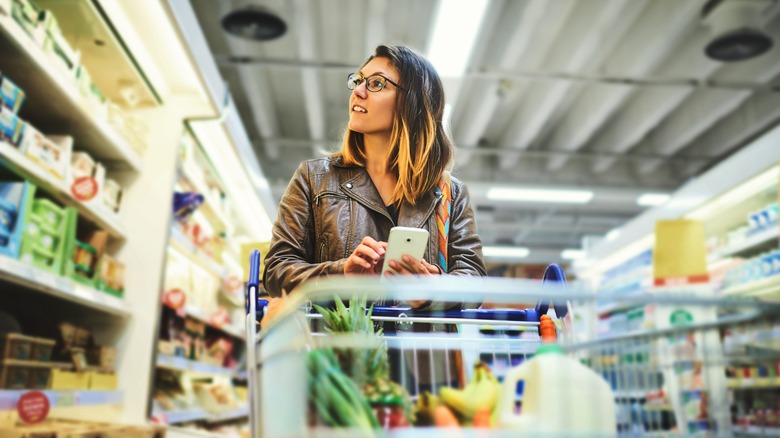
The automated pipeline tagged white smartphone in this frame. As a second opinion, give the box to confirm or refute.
[380,226,430,277]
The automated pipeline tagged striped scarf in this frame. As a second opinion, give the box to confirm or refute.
[436,172,452,272]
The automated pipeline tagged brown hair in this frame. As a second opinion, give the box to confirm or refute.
[339,45,454,205]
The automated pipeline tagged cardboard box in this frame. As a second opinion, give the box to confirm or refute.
[49,368,89,390]
[87,370,116,390]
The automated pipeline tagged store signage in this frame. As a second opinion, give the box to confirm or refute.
[71,176,98,201]
[17,391,49,424]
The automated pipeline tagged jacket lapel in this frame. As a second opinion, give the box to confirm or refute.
[399,188,441,228]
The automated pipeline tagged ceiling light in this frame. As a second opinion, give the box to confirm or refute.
[605,229,621,241]
[222,6,287,41]
[486,187,594,204]
[637,193,671,207]
[427,0,490,77]
[483,246,530,259]
[560,249,585,260]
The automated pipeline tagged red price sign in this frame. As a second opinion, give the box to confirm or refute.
[71,176,98,201]
[17,391,50,424]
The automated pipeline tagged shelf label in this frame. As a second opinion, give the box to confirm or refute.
[17,391,49,424]
[54,391,76,407]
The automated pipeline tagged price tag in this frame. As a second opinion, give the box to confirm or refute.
[72,284,94,301]
[55,391,76,407]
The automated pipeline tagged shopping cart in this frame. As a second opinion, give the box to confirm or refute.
[245,250,780,437]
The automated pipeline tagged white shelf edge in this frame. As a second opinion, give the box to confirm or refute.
[721,274,780,298]
[168,227,226,280]
[0,389,122,411]
[0,13,143,172]
[0,254,130,317]
[156,354,240,378]
[152,404,248,425]
[718,225,779,260]
[0,140,126,240]
[182,304,245,340]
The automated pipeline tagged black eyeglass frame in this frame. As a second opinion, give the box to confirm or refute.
[347,72,404,92]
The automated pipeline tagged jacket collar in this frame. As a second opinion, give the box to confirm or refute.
[337,161,442,228]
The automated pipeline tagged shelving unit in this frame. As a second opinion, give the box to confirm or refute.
[152,405,248,426]
[0,253,129,317]
[0,12,143,170]
[156,355,240,378]
[0,140,125,239]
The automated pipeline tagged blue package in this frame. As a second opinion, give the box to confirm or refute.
[0,106,23,144]
[0,75,25,113]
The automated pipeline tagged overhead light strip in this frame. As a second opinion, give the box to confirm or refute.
[486,187,594,204]
[483,246,530,259]
[426,0,490,77]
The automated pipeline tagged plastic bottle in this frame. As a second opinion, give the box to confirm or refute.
[497,344,617,436]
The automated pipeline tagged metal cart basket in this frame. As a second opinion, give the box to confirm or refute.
[245,250,780,437]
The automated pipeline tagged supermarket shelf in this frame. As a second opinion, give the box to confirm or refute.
[153,405,248,425]
[0,13,143,171]
[719,226,779,260]
[182,304,245,340]
[169,227,227,280]
[0,254,130,318]
[597,292,648,316]
[728,378,780,389]
[0,390,122,411]
[156,354,239,377]
[734,428,780,437]
[721,275,780,299]
[0,141,126,240]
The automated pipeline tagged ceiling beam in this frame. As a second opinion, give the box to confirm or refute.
[544,0,702,172]
[497,0,643,171]
[293,0,326,157]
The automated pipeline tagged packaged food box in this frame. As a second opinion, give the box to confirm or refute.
[70,151,96,180]
[19,125,71,180]
[0,74,25,113]
[0,359,53,389]
[0,106,22,145]
[0,333,33,360]
[10,0,45,45]
[86,346,115,370]
[103,178,122,212]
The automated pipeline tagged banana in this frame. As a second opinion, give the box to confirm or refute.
[414,391,440,426]
[440,361,501,420]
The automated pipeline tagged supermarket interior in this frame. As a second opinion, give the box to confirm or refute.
[0,0,779,436]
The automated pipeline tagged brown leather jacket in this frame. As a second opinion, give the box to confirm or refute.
[263,156,486,296]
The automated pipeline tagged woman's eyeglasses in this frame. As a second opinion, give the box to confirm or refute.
[347,72,404,92]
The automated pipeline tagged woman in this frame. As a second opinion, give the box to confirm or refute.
[263,45,486,303]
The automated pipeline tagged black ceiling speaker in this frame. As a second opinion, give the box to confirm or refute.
[702,0,774,62]
[221,6,287,41]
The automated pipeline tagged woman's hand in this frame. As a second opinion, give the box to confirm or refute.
[344,236,387,276]
[385,256,441,309]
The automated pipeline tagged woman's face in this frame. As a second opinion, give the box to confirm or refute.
[348,57,400,138]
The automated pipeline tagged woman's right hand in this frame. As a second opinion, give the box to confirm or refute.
[344,236,387,276]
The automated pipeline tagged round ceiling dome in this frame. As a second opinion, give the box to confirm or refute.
[705,28,773,62]
[221,6,287,41]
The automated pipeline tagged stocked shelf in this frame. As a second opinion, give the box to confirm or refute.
[0,254,129,317]
[0,389,122,411]
[0,12,142,171]
[182,304,244,340]
[152,404,248,425]
[728,378,780,390]
[716,225,779,261]
[0,140,125,239]
[169,226,226,280]
[156,354,239,378]
[721,275,780,299]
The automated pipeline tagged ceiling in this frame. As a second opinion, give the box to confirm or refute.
[187,0,780,265]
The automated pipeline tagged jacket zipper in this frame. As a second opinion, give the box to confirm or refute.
[314,191,349,205]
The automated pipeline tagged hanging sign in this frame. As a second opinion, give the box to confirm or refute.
[17,391,50,424]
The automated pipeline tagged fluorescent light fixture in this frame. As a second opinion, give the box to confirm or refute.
[561,249,585,260]
[427,0,490,77]
[605,228,621,241]
[637,193,670,207]
[486,187,594,204]
[483,246,530,259]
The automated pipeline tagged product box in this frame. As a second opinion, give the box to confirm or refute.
[10,0,45,45]
[68,151,107,211]
[0,74,25,113]
[103,178,122,213]
[19,125,71,180]
[95,254,124,297]
[0,106,22,145]
[49,368,89,390]
[87,370,116,390]
[19,196,71,273]
[86,346,115,370]
[0,180,32,259]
